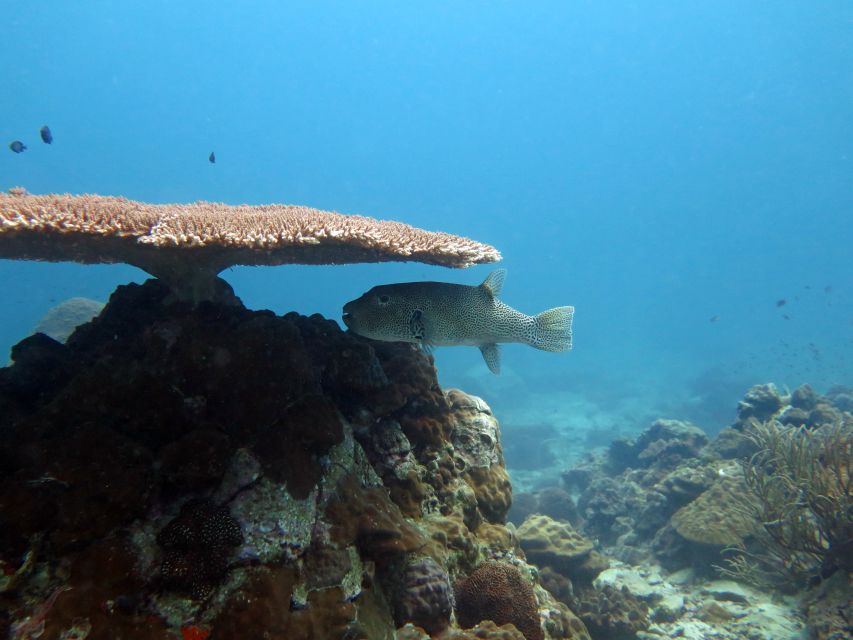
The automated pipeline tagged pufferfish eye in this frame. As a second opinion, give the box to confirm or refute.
[377,294,391,305]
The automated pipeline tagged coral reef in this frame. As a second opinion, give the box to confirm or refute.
[0,277,583,639]
[552,384,853,640]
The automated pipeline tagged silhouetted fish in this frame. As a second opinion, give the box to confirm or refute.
[776,299,787,307]
[709,315,719,323]
[40,125,52,144]
[824,285,832,293]
[209,151,216,164]
[9,141,26,153]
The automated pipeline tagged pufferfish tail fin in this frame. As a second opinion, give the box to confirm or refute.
[529,306,574,352]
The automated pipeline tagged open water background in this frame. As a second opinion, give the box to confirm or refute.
[2,1,852,441]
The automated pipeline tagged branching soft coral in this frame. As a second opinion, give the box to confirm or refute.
[719,417,853,589]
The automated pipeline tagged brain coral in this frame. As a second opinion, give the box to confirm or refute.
[670,475,755,545]
[454,561,543,640]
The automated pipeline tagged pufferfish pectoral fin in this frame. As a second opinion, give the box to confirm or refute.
[409,309,433,354]
[409,309,427,340]
[479,343,501,374]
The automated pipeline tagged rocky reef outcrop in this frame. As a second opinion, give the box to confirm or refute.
[0,278,585,640]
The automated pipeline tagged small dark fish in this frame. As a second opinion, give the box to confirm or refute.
[776,299,787,307]
[709,315,719,323]
[209,151,216,164]
[40,125,53,144]
[824,285,832,293]
[9,140,26,153]
[783,314,790,320]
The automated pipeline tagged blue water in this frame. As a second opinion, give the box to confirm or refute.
[2,1,852,436]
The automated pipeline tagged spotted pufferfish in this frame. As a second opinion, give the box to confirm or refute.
[341,269,574,374]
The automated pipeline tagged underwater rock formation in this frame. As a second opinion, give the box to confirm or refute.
[0,277,583,640]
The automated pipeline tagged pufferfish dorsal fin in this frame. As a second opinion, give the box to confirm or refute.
[481,269,507,299]
[479,343,501,374]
